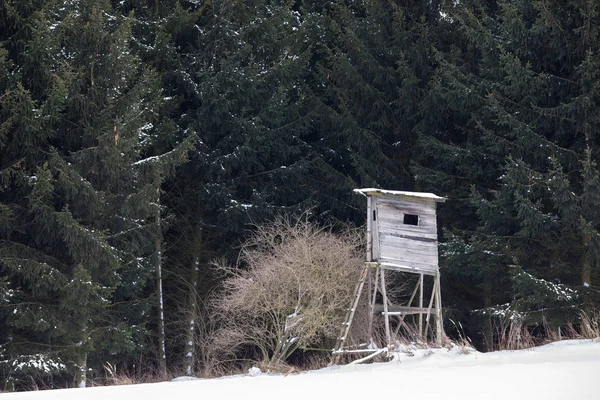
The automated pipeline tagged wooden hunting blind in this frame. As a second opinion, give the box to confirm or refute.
[334,189,446,362]
[361,188,445,273]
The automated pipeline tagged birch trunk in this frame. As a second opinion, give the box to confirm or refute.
[582,232,592,288]
[184,223,203,376]
[156,190,167,379]
[75,352,87,388]
[483,280,493,350]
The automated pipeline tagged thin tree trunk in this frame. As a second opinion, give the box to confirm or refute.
[583,232,592,288]
[184,223,203,376]
[75,352,87,388]
[156,190,167,379]
[483,280,493,350]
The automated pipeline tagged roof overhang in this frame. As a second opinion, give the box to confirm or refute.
[354,188,446,203]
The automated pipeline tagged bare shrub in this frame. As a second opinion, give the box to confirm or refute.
[206,216,364,371]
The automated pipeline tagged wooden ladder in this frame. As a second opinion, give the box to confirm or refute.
[333,262,374,362]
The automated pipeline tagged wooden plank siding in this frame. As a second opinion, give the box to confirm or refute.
[379,260,438,275]
[370,193,441,275]
[376,197,437,216]
[379,235,439,254]
[378,221,438,240]
[379,245,438,266]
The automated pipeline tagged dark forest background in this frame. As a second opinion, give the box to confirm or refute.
[1,0,600,390]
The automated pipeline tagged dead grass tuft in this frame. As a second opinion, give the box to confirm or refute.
[580,310,600,339]
[493,318,535,351]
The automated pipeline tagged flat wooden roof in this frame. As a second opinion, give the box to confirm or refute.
[354,188,446,202]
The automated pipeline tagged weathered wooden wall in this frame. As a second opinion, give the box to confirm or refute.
[370,194,440,275]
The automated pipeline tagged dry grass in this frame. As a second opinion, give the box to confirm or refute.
[446,319,474,353]
[492,318,535,351]
[102,363,138,386]
[580,310,600,339]
[479,308,600,353]
[95,362,176,387]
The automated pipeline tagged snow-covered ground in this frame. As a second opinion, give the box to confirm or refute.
[3,339,599,399]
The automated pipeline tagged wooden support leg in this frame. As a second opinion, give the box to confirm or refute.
[424,274,437,341]
[419,273,424,339]
[367,265,380,344]
[366,267,372,343]
[380,268,392,349]
[435,273,444,346]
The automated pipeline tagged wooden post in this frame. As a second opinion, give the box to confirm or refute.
[367,265,380,343]
[365,196,375,344]
[367,267,373,342]
[435,273,444,346]
[424,274,437,340]
[419,273,424,339]
[380,268,391,348]
[366,196,373,262]
[371,198,379,262]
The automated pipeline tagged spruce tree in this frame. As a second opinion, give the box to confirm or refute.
[115,0,314,374]
[414,0,600,346]
[0,0,189,388]
[296,0,435,222]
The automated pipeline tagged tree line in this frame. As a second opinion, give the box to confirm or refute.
[1,0,599,390]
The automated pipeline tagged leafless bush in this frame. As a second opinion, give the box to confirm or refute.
[206,216,365,371]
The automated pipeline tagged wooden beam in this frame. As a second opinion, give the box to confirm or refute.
[435,273,444,346]
[367,264,379,343]
[349,348,388,365]
[366,196,372,262]
[372,199,380,261]
[424,274,438,338]
[407,275,421,308]
[374,305,434,315]
[379,261,438,275]
[419,273,424,338]
[333,348,382,354]
[380,268,391,348]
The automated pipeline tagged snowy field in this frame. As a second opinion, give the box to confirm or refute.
[3,339,599,400]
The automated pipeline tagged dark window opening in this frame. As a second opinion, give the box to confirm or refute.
[373,210,377,221]
[403,213,419,226]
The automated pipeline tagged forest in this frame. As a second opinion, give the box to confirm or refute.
[1,0,600,391]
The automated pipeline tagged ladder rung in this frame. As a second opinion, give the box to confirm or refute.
[333,348,382,354]
[334,262,371,358]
